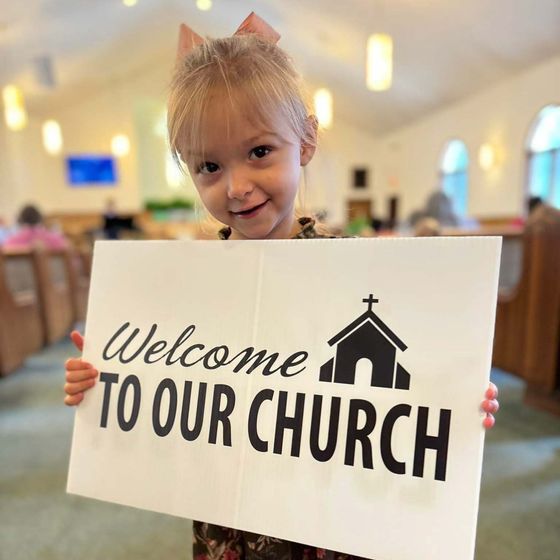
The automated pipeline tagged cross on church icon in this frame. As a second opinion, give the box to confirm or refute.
[319,294,411,390]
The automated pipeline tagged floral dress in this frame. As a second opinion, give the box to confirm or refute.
[193,217,367,560]
[217,216,334,240]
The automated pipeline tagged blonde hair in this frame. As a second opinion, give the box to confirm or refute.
[167,34,315,164]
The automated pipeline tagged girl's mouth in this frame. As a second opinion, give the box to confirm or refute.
[231,199,269,219]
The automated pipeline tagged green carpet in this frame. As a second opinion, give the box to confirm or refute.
[1,339,559,559]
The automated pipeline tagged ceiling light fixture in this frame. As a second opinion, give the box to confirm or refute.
[2,85,28,131]
[313,88,333,129]
[196,0,212,11]
[479,143,496,171]
[366,34,393,91]
[111,134,131,157]
[42,120,63,155]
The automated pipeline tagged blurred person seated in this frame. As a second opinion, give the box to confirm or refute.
[102,198,139,240]
[424,190,459,227]
[370,216,384,233]
[414,217,442,237]
[407,189,465,234]
[508,196,543,228]
[528,195,544,215]
[4,204,69,250]
[526,199,560,231]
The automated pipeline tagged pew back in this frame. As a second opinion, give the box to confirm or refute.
[33,249,75,344]
[493,206,560,394]
[0,250,44,375]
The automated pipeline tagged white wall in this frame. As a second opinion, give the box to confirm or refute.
[0,58,184,221]
[372,55,560,221]
[2,52,558,226]
[0,54,377,226]
[0,91,142,220]
[305,119,377,225]
[0,115,58,220]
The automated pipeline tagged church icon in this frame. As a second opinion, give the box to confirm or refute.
[319,294,411,390]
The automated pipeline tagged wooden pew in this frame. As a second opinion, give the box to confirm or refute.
[493,205,560,411]
[65,249,91,324]
[32,249,75,345]
[0,250,44,376]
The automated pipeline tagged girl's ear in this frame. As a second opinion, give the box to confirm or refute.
[300,115,318,167]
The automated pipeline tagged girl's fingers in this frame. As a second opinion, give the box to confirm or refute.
[483,413,495,429]
[64,392,85,406]
[64,332,89,407]
[485,382,498,400]
[481,399,499,414]
[64,378,96,395]
[65,368,98,383]
[65,357,93,371]
[481,385,499,428]
[71,331,84,352]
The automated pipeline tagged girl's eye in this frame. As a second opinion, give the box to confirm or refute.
[198,162,220,174]
[249,146,271,160]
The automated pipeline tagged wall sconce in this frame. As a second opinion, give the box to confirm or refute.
[111,134,131,157]
[42,120,63,155]
[478,143,496,171]
[313,88,333,129]
[196,0,212,11]
[3,85,28,131]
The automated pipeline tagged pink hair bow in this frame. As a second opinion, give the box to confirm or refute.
[176,12,281,61]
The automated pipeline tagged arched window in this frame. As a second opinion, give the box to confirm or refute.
[440,140,469,217]
[527,105,560,209]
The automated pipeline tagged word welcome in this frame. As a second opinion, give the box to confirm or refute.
[103,322,308,377]
[99,373,452,481]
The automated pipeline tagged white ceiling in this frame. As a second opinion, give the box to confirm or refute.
[1,0,560,135]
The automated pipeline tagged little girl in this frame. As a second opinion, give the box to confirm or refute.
[64,13,500,560]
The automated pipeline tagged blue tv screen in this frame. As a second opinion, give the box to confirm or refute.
[66,155,117,185]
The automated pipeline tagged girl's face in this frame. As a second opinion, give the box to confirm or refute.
[184,98,316,240]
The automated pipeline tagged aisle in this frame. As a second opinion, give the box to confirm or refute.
[0,339,191,560]
[1,339,559,559]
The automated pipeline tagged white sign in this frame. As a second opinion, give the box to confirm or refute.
[68,237,501,560]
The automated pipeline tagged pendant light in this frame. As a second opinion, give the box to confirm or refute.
[3,85,28,131]
[111,134,130,157]
[367,34,393,91]
[42,120,63,155]
[313,88,333,129]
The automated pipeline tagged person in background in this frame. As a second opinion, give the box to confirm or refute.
[407,190,460,233]
[525,197,560,230]
[102,197,139,240]
[4,204,68,250]
[527,195,544,215]
[370,215,384,233]
[424,190,459,227]
[413,216,441,237]
[102,197,119,240]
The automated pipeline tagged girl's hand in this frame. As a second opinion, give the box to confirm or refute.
[481,382,499,429]
[64,331,98,406]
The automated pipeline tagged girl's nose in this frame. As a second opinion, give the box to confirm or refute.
[226,168,254,200]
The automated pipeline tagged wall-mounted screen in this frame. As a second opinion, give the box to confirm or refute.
[66,156,117,185]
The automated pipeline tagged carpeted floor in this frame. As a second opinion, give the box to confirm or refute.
[1,338,559,560]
